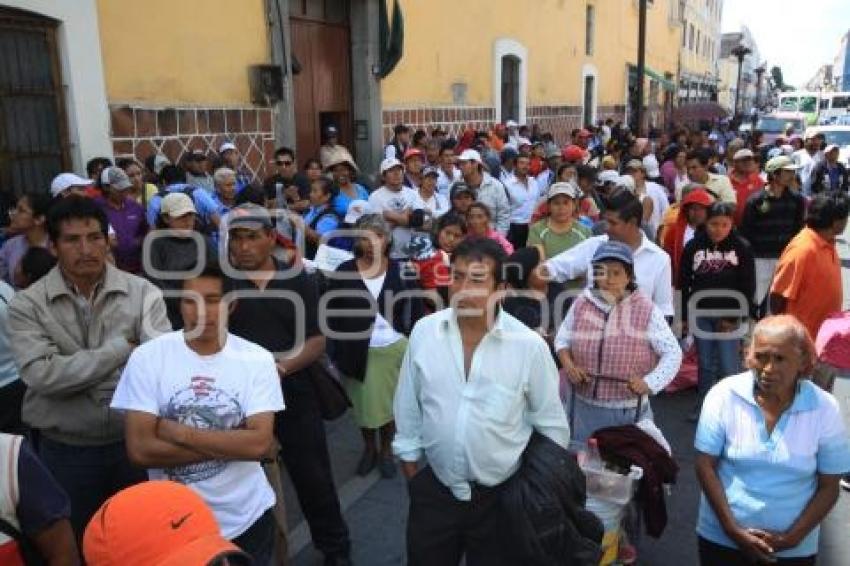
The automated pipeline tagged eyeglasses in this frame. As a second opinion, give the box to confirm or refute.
[276,160,294,167]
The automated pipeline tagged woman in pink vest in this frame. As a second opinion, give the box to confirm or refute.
[554,241,682,443]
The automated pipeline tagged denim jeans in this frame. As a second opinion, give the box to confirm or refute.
[694,318,742,397]
[38,437,146,538]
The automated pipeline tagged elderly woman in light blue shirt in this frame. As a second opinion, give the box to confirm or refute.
[695,315,850,565]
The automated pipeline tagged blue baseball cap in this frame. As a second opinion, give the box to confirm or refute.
[591,241,634,266]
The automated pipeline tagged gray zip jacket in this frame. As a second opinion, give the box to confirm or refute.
[9,264,170,445]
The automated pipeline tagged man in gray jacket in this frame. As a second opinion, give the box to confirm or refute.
[457,149,511,235]
[9,196,170,537]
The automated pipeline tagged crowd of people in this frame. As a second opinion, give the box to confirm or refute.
[0,115,849,565]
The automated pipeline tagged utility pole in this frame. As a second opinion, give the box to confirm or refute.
[635,0,647,135]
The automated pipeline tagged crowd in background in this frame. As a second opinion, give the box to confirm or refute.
[1,112,850,565]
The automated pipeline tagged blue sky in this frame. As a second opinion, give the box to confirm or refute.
[721,0,848,87]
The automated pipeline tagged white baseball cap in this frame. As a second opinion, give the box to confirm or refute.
[733,148,755,160]
[344,200,370,224]
[597,170,621,186]
[50,172,93,198]
[219,142,237,154]
[506,120,518,128]
[547,181,583,200]
[457,149,483,165]
[616,175,636,192]
[160,192,197,218]
[825,144,840,154]
[380,157,404,174]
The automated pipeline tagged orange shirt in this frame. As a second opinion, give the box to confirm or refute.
[770,227,842,340]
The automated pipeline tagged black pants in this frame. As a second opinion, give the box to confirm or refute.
[233,509,276,566]
[507,223,529,249]
[0,380,26,434]
[38,437,146,538]
[276,374,350,558]
[698,536,816,566]
[407,466,510,566]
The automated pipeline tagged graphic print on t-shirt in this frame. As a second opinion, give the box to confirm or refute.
[163,375,244,484]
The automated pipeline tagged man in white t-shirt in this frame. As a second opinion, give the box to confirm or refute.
[112,262,283,564]
[624,159,669,241]
[368,157,423,259]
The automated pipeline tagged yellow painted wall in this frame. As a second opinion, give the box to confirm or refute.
[96,0,270,105]
[382,0,681,109]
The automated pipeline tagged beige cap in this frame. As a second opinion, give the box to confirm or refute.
[160,192,196,217]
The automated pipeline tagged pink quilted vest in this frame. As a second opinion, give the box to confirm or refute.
[570,291,658,402]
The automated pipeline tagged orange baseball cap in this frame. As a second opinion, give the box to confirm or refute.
[83,480,248,566]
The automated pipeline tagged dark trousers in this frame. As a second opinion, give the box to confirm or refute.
[233,508,276,566]
[0,380,26,434]
[407,466,510,566]
[38,437,146,537]
[698,536,816,566]
[276,375,350,558]
[507,223,529,249]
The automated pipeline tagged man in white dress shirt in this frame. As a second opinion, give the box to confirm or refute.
[532,187,675,318]
[393,238,569,566]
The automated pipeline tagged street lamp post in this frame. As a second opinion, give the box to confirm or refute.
[731,44,752,119]
[753,64,766,125]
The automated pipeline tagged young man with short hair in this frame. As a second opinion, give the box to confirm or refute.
[225,204,352,566]
[112,261,283,564]
[457,149,511,235]
[262,147,310,213]
[770,193,850,341]
[810,145,850,194]
[8,197,171,537]
[368,158,423,259]
[739,156,806,316]
[683,148,737,205]
[394,238,569,565]
[504,154,544,249]
[535,187,674,317]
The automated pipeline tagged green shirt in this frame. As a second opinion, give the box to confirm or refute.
[527,219,591,259]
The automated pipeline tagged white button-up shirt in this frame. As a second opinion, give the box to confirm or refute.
[393,308,570,501]
[545,234,674,316]
[436,166,462,198]
[505,174,544,224]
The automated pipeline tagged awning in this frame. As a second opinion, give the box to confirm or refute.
[628,64,676,92]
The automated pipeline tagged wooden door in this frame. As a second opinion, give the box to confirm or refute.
[0,8,68,209]
[291,17,351,164]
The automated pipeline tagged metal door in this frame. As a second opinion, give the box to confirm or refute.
[0,8,68,206]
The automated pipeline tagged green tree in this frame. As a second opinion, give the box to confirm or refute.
[770,66,795,92]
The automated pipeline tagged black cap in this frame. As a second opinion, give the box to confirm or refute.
[450,182,474,200]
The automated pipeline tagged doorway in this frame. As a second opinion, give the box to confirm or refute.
[290,0,352,164]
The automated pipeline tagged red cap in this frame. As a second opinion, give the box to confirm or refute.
[83,481,246,566]
[403,148,424,161]
[562,145,587,163]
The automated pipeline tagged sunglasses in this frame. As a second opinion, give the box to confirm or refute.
[276,160,294,166]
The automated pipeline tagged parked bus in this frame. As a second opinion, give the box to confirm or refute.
[818,91,850,124]
[777,91,820,125]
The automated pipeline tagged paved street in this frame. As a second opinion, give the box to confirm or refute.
[283,224,850,566]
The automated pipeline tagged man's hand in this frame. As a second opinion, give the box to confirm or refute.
[401,461,419,480]
[627,375,651,396]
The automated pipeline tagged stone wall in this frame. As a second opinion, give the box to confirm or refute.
[109,105,276,181]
